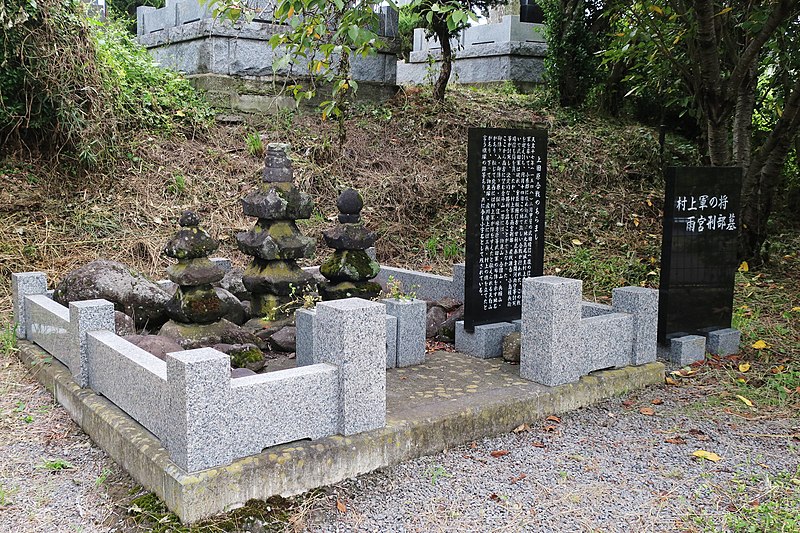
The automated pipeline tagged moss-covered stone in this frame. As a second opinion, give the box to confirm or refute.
[236,220,315,261]
[320,281,382,301]
[320,250,380,282]
[166,257,225,286]
[163,227,219,260]
[241,184,313,221]
[242,260,315,296]
[164,285,225,324]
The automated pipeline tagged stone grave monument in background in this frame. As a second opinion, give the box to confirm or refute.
[658,166,743,364]
[456,127,546,358]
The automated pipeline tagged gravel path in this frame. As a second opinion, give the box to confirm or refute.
[1,341,797,532]
[305,383,799,532]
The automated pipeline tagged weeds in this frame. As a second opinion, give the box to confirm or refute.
[1,323,18,355]
[245,131,265,158]
[37,458,75,471]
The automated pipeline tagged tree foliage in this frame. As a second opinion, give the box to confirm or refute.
[598,0,800,261]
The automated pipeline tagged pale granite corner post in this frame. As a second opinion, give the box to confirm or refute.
[382,298,426,367]
[295,307,316,366]
[314,298,386,435]
[69,300,115,388]
[166,348,233,472]
[611,286,658,365]
[11,272,48,339]
[520,276,582,386]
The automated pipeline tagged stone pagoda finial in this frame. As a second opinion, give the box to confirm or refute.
[319,188,381,300]
[163,210,226,324]
[237,143,316,319]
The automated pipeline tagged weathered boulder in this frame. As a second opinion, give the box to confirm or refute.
[426,306,448,338]
[124,334,184,361]
[53,260,169,329]
[213,343,265,371]
[218,267,249,301]
[269,326,296,352]
[158,319,260,350]
[215,288,247,326]
[115,311,136,337]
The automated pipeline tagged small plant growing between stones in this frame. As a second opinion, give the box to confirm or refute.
[425,464,452,485]
[166,174,187,195]
[245,131,265,158]
[37,458,75,471]
[383,275,417,301]
[95,468,112,487]
[262,283,320,321]
[1,323,18,355]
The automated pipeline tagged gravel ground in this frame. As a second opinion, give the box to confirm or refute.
[305,383,799,532]
[1,342,797,532]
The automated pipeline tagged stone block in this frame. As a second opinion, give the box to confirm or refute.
[12,272,48,339]
[385,314,398,369]
[24,295,71,368]
[69,299,115,388]
[455,321,516,359]
[706,328,741,356]
[294,307,315,366]
[579,313,633,372]
[512,318,522,332]
[374,266,457,302]
[382,298,426,367]
[452,262,465,301]
[581,302,613,318]
[166,348,233,472]
[314,298,386,435]
[520,276,582,386]
[669,335,706,366]
[228,364,338,459]
[136,5,156,36]
[86,331,169,439]
[176,0,211,25]
[612,286,659,365]
[209,257,232,272]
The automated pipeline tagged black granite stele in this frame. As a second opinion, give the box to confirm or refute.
[658,166,743,344]
[464,127,547,332]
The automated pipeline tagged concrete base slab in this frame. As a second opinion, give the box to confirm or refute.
[18,340,664,524]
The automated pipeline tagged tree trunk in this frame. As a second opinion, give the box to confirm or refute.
[432,25,452,102]
[740,76,800,262]
[732,60,757,169]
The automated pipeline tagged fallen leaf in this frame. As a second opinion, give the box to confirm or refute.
[543,425,557,432]
[738,261,749,272]
[470,441,478,449]
[792,307,800,312]
[665,377,679,386]
[751,340,769,350]
[791,478,800,486]
[513,423,531,433]
[490,450,510,458]
[571,239,583,245]
[651,398,664,405]
[736,395,754,407]
[639,407,655,416]
[546,415,562,423]
[770,365,785,374]
[622,399,635,407]
[692,450,722,462]
[531,442,546,448]
[509,473,527,484]
[664,437,686,445]
[633,217,640,227]
[646,199,653,206]
[738,362,751,373]
[489,493,500,502]
[336,499,347,513]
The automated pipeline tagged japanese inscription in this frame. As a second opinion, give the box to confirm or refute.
[658,167,742,343]
[464,128,547,331]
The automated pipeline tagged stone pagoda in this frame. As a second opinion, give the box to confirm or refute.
[162,210,226,324]
[237,143,316,318]
[319,188,381,300]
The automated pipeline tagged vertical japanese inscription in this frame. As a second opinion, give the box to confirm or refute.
[658,166,742,343]
[464,128,547,331]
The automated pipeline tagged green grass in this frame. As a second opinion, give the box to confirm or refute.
[37,458,75,471]
[1,322,17,355]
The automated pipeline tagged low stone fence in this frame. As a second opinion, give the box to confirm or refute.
[12,272,386,473]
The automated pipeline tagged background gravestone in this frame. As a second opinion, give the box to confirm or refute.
[658,166,742,344]
[464,127,547,331]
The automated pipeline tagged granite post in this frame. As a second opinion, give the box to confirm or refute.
[382,298,426,367]
[69,300,115,388]
[11,272,48,339]
[611,286,658,365]
[520,276,582,386]
[313,298,386,435]
[166,348,233,472]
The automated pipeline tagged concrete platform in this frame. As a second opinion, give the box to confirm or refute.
[17,341,664,523]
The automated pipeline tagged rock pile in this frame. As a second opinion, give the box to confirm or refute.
[319,188,381,300]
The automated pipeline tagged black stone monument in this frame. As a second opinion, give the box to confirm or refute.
[658,166,742,344]
[464,127,547,331]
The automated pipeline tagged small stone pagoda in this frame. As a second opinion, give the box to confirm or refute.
[163,210,226,323]
[319,188,381,300]
[237,143,316,318]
